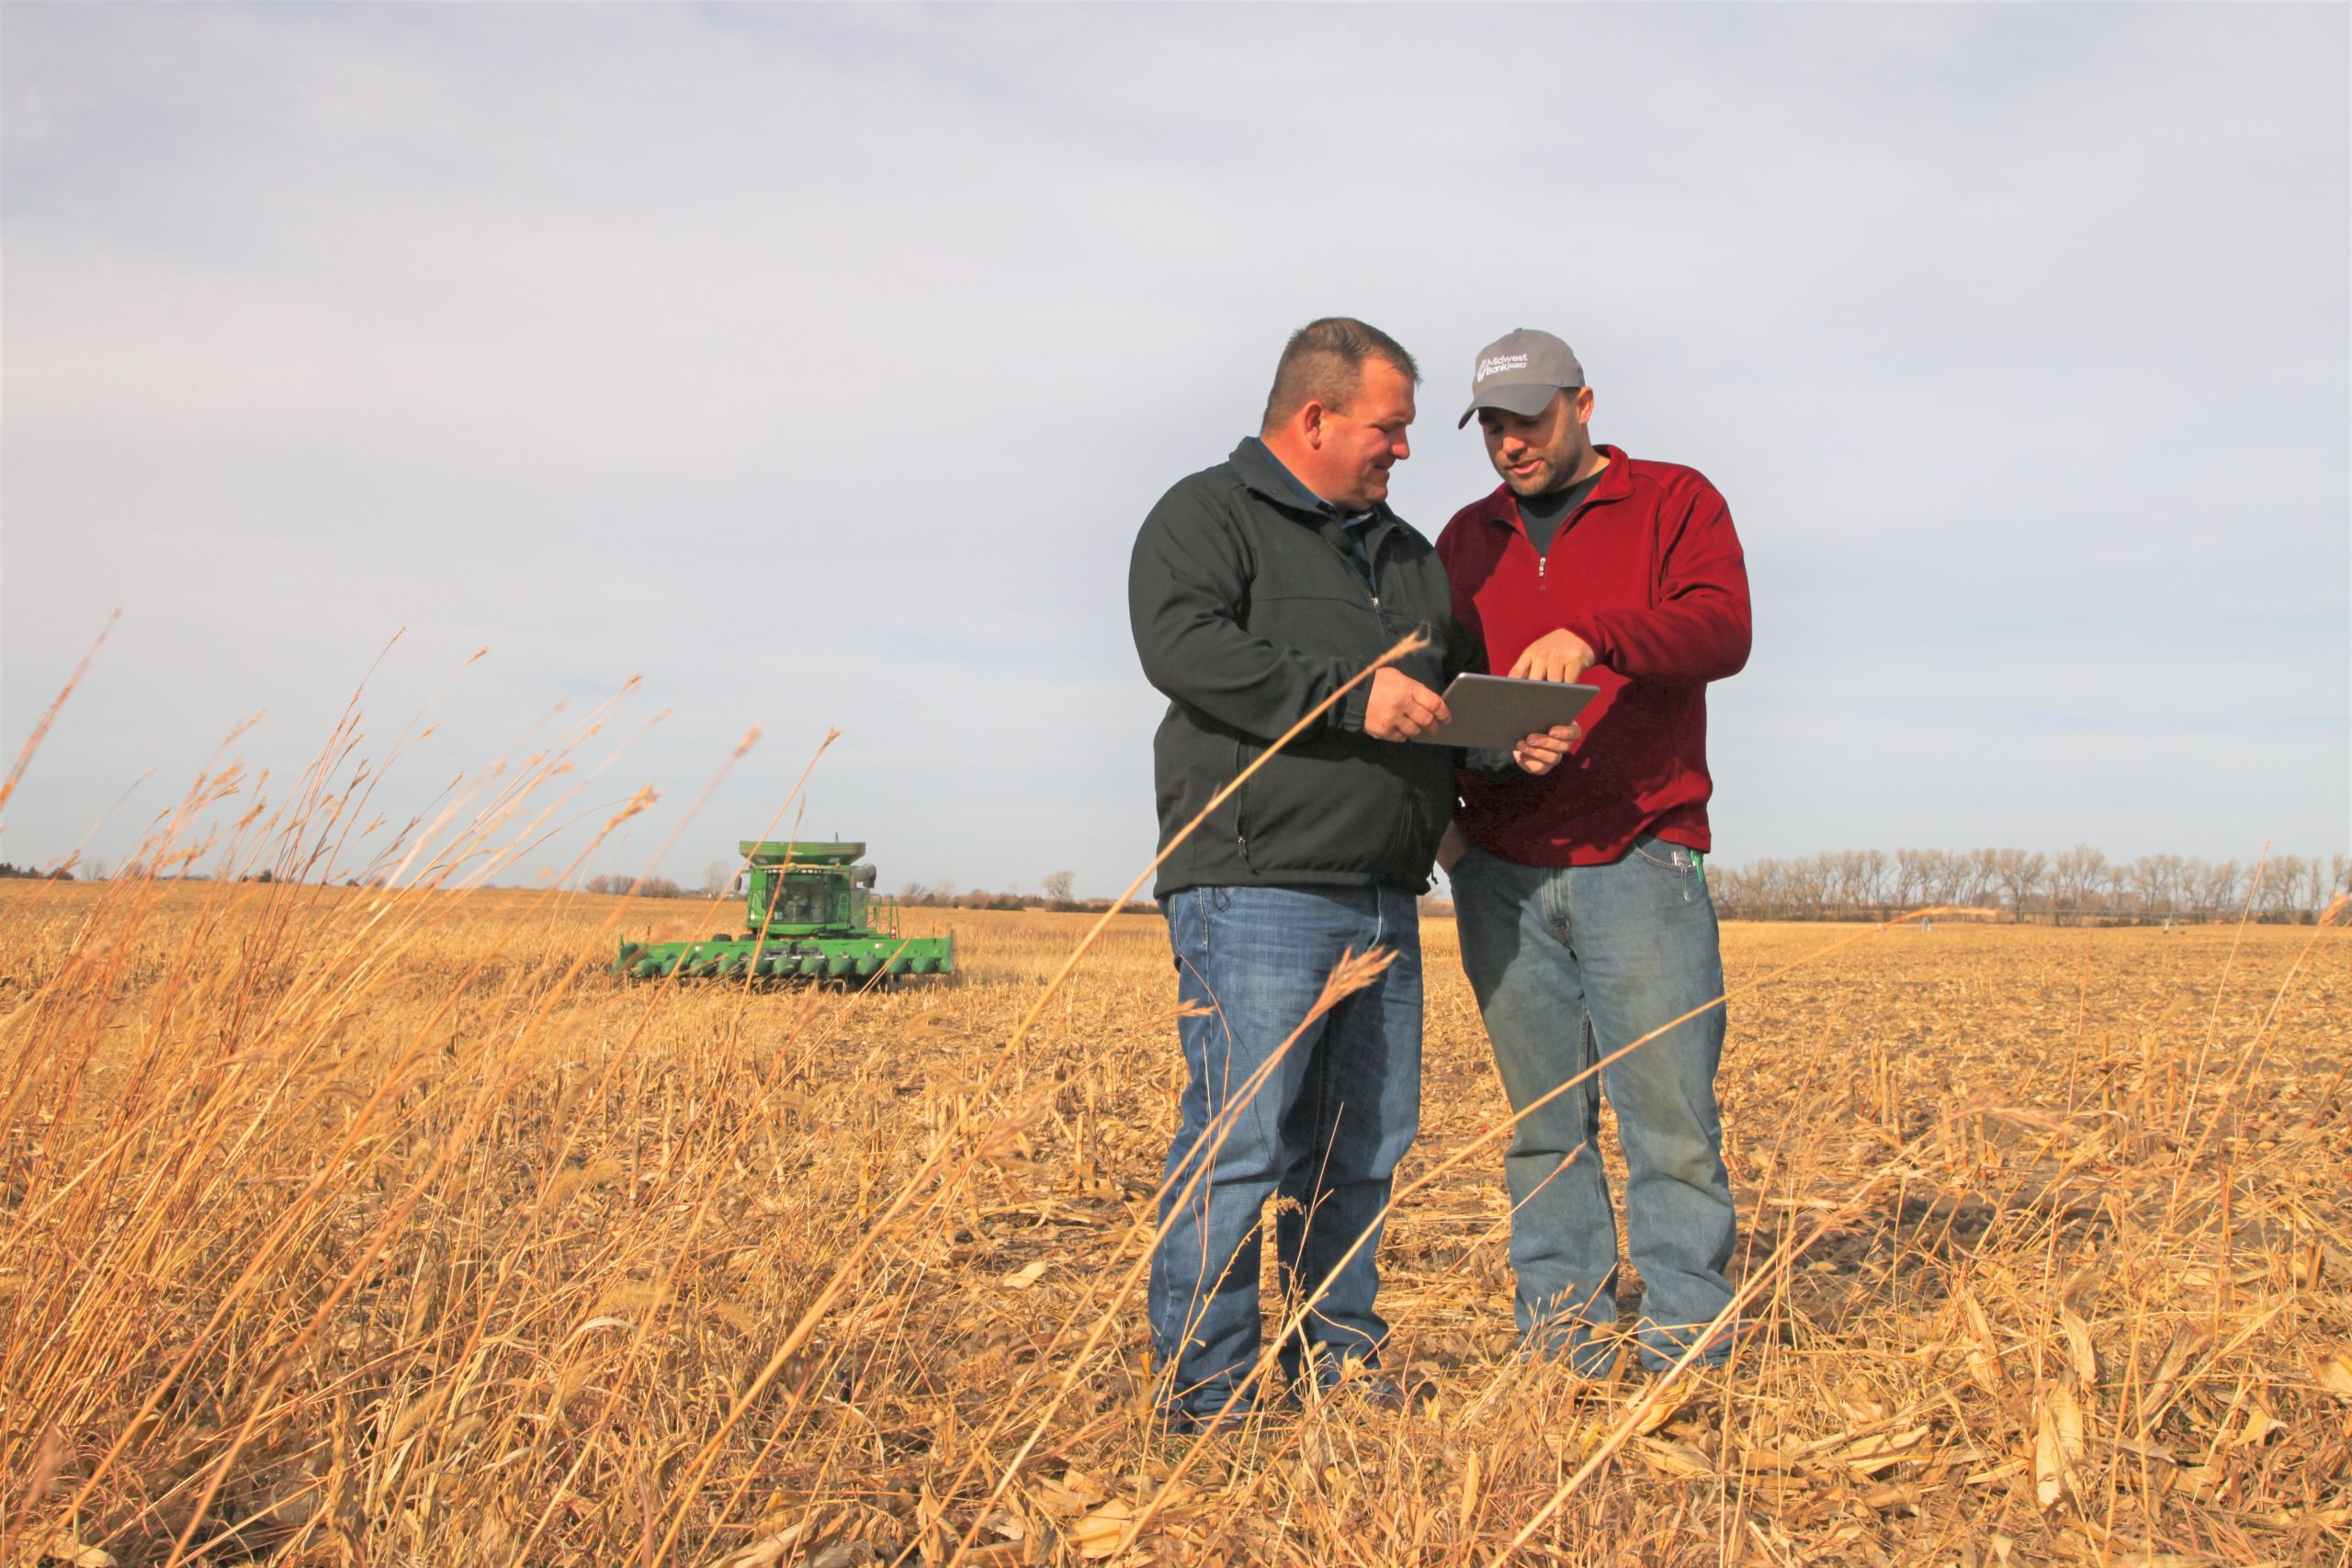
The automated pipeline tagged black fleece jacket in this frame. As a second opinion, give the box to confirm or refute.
[1128,439,1479,898]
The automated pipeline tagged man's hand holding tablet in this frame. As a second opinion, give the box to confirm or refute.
[1511,722,1580,774]
[1362,667,1453,741]
[1506,629,1598,773]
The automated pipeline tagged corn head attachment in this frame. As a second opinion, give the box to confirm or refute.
[615,840,954,984]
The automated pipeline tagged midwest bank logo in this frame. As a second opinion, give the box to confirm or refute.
[1476,354,1530,383]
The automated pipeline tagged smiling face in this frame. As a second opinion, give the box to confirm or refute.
[1307,357,1418,511]
[1270,347,1411,510]
[1478,386,1598,498]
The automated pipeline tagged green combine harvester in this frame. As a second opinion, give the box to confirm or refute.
[614,840,954,984]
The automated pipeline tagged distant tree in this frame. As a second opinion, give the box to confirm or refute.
[2256,856,2318,919]
[1043,870,1076,901]
[702,860,731,897]
[1927,849,1967,905]
[1705,843,2342,924]
[2124,854,2175,913]
[1989,850,2048,912]
[1798,852,1837,916]
[2285,855,2325,919]
[2198,859,2243,916]
[1959,849,2001,907]
[899,882,932,904]
[1891,849,1928,908]
[1841,850,1889,909]
[2050,845,2108,913]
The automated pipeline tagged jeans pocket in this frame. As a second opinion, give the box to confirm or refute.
[1629,836,1693,900]
[1167,888,1217,971]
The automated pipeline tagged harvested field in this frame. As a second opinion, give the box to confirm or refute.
[3,877,2346,1565]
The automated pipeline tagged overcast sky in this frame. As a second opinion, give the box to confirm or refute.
[5,4,2346,897]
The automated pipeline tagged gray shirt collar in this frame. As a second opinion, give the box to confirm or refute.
[1248,436,1372,528]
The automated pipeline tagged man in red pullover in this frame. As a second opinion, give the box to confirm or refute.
[1436,328,1751,1377]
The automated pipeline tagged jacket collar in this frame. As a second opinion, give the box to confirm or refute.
[1469,444,1631,526]
[1228,437,1396,530]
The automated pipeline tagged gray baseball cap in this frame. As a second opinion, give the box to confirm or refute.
[1458,328,1585,428]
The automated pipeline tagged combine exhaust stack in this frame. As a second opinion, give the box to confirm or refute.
[614,840,955,984]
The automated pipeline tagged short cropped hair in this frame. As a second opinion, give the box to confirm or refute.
[1260,317,1421,434]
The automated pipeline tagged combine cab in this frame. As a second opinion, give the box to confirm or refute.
[615,840,954,984]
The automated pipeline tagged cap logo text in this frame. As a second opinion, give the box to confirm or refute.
[1476,354,1529,383]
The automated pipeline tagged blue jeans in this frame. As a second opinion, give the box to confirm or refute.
[1148,884,1422,1419]
[1449,837,1736,1373]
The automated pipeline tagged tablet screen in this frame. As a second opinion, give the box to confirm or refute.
[1413,674,1598,750]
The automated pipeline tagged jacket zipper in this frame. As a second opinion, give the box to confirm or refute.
[1524,487,1596,588]
[1234,738,1252,868]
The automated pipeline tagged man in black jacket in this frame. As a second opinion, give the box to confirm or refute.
[1129,318,1569,1427]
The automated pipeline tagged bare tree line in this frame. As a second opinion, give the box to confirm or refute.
[582,873,689,898]
[574,867,1097,910]
[1707,847,2350,924]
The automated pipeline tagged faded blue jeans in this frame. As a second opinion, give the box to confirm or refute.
[1449,837,1736,1373]
[1148,884,1422,1421]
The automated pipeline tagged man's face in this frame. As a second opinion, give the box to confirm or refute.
[1317,359,1417,510]
[1478,387,1595,497]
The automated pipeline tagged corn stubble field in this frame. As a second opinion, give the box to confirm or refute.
[4,865,2347,1566]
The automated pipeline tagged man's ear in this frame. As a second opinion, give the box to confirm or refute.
[1299,399,1329,448]
[1571,387,1596,428]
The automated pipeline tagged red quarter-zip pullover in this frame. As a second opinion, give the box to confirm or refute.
[1437,446,1750,865]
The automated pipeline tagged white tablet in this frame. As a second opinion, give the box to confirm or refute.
[1412,674,1598,750]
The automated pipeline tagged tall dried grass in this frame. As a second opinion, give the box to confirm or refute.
[3,693,2346,1565]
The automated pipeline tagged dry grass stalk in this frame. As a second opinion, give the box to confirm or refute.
[2,673,2346,1565]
